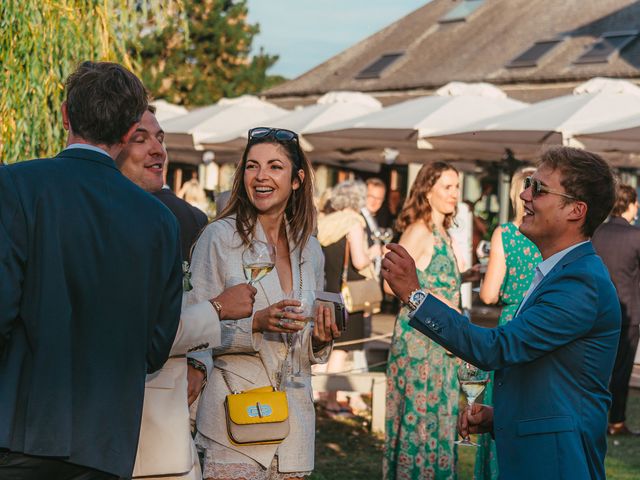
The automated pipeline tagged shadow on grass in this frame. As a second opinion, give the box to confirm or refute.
[312,389,640,479]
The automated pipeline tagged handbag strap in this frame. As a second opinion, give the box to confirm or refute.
[341,237,350,285]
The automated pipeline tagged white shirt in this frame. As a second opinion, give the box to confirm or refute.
[64,143,110,158]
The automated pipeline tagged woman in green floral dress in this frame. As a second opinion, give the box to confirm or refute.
[475,167,542,480]
[384,162,465,480]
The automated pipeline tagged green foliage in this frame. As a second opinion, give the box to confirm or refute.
[0,0,181,164]
[133,0,283,106]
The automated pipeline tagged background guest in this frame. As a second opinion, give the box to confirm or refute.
[383,162,463,480]
[475,166,541,480]
[317,180,381,415]
[592,184,640,436]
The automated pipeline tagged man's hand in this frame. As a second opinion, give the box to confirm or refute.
[187,363,206,406]
[458,403,494,438]
[211,283,257,320]
[381,243,421,303]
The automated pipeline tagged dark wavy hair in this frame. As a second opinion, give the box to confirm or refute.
[611,184,637,217]
[395,162,458,233]
[538,147,615,237]
[217,133,316,252]
[65,61,148,146]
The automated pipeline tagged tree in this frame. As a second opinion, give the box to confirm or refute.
[0,0,182,164]
[133,0,283,106]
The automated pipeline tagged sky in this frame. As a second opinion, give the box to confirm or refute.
[247,1,429,79]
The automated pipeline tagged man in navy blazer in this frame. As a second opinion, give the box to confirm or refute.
[383,147,619,480]
[0,62,182,479]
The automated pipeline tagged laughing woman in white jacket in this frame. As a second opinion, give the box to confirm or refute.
[184,127,340,480]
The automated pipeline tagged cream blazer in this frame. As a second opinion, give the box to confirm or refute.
[184,217,330,473]
[133,300,221,478]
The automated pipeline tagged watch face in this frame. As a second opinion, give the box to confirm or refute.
[411,290,427,303]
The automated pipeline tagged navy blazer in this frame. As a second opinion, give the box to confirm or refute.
[0,148,182,477]
[410,242,620,480]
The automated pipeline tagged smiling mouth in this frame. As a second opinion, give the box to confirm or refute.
[145,163,163,171]
[523,205,534,217]
[254,187,274,194]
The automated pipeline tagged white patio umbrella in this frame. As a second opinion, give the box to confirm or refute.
[422,78,640,159]
[200,91,383,152]
[162,95,288,150]
[573,113,640,152]
[150,99,188,124]
[303,82,527,155]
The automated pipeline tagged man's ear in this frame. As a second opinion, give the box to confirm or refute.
[61,102,71,132]
[567,201,588,224]
[120,121,140,146]
[293,169,305,191]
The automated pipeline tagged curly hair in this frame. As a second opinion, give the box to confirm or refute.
[395,162,458,232]
[329,180,367,212]
[611,184,637,217]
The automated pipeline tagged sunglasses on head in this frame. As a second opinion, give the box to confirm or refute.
[248,127,299,143]
[524,176,579,201]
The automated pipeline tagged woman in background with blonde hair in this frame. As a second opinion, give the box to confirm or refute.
[475,166,542,480]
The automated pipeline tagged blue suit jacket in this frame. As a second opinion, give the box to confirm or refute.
[0,148,182,477]
[410,242,620,480]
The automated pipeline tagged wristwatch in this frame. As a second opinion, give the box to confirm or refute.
[406,289,427,312]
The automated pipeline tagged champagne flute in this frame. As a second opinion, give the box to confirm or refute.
[242,240,276,285]
[379,228,394,245]
[283,289,315,377]
[455,362,490,447]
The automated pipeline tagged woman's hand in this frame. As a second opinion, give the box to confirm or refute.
[312,304,341,349]
[252,300,305,334]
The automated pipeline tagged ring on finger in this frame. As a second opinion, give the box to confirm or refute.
[275,311,284,319]
[277,320,285,328]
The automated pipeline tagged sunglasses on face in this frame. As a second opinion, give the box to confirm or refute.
[248,127,299,143]
[523,176,579,201]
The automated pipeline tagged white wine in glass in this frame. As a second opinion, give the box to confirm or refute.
[456,362,490,447]
[242,240,276,285]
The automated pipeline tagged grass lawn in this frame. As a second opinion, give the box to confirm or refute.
[312,388,640,479]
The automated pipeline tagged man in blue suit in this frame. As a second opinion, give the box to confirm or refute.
[0,62,182,479]
[383,147,619,480]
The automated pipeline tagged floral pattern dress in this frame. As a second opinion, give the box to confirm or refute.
[384,228,461,480]
[474,222,541,480]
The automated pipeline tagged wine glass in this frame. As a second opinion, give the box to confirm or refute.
[379,228,394,245]
[242,240,276,285]
[455,362,490,447]
[283,289,315,377]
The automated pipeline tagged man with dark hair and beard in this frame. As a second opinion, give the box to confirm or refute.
[383,147,620,480]
[0,62,182,479]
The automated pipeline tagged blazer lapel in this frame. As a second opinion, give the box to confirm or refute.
[519,242,595,314]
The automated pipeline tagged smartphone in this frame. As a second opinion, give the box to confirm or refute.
[315,300,348,332]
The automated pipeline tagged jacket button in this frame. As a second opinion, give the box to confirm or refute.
[497,381,503,387]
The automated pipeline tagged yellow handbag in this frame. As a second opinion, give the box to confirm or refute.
[224,385,290,446]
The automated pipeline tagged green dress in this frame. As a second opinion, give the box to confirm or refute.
[474,222,541,480]
[384,228,461,480]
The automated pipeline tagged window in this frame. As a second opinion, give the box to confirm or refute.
[506,39,562,68]
[355,53,404,79]
[439,0,485,23]
[574,31,638,64]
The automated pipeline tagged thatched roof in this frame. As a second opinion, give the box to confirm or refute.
[264,0,640,104]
